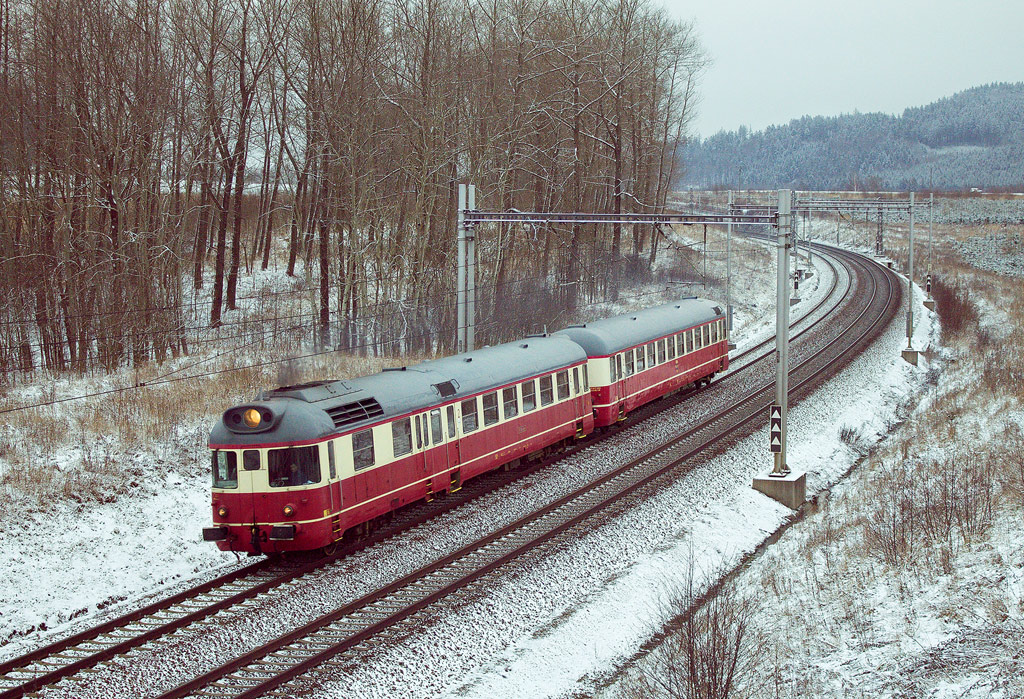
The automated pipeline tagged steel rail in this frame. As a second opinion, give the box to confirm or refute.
[158,247,897,699]
[0,241,849,699]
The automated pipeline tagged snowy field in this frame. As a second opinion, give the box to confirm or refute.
[4,201,1019,698]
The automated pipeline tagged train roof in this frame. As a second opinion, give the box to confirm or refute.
[209,334,587,447]
[554,298,723,357]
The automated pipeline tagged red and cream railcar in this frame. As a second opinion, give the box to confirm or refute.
[203,336,594,555]
[557,299,729,428]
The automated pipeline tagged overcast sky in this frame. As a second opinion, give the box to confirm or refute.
[664,0,1024,138]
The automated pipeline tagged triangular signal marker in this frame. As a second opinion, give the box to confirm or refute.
[771,423,781,433]
[770,408,782,420]
[771,435,781,446]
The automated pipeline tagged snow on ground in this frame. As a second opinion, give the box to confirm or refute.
[0,228,937,699]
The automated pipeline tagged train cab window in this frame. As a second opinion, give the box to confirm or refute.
[393,417,413,456]
[539,375,554,406]
[328,442,337,479]
[556,370,570,400]
[243,450,260,471]
[212,451,238,489]
[483,392,499,426]
[415,415,424,449]
[636,346,646,372]
[447,405,457,437]
[573,367,580,394]
[616,355,624,381]
[430,409,443,445]
[624,350,635,376]
[353,429,374,470]
[657,340,667,364]
[582,365,589,391]
[503,387,518,419]
[667,336,676,360]
[522,381,537,412]
[608,357,617,383]
[268,446,321,487]
[462,398,479,432]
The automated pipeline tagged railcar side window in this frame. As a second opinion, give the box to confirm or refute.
[676,332,685,354]
[609,357,617,382]
[522,381,537,412]
[573,367,581,394]
[582,365,589,391]
[636,346,646,372]
[683,331,691,354]
[703,325,710,347]
[430,409,443,445]
[447,405,456,438]
[462,398,479,432]
[693,329,702,351]
[624,350,635,376]
[212,451,238,489]
[710,323,718,343]
[268,446,321,487]
[393,417,413,457]
[503,387,518,419]
[540,375,554,405]
[667,336,676,360]
[483,392,499,426]
[616,355,624,381]
[243,450,260,471]
[556,370,570,400]
[647,342,657,366]
[353,430,374,470]
[658,339,667,364]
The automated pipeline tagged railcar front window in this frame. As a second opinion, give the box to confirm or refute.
[268,446,321,487]
[212,451,238,489]
[243,450,260,471]
[353,429,374,470]
[522,381,537,412]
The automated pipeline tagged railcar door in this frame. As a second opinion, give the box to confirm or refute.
[425,409,447,492]
[445,404,462,491]
[615,353,628,417]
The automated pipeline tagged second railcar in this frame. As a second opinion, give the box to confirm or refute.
[557,298,729,427]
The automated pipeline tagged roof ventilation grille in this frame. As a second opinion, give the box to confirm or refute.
[326,398,384,429]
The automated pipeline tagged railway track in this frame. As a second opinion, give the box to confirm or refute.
[150,245,897,698]
[0,242,883,699]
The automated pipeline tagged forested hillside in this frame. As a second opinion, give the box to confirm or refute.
[0,0,704,383]
[682,82,1024,191]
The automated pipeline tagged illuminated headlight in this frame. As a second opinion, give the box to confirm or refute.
[283,504,295,517]
[217,506,229,518]
[243,408,262,428]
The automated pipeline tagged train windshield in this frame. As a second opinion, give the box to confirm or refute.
[212,450,238,489]
[268,446,321,488]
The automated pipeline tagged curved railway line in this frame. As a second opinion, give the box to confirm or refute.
[0,241,900,699]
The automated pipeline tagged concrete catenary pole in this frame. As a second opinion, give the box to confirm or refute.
[727,189,733,331]
[907,191,915,349]
[773,189,792,476]
[457,185,467,352]
[466,184,476,352]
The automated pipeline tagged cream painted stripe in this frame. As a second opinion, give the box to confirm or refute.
[592,355,722,409]
[241,412,584,526]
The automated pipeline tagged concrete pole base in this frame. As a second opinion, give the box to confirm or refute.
[753,471,806,510]
[901,348,919,365]
[923,298,936,311]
